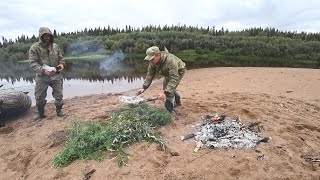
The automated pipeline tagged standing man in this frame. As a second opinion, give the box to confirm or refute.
[138,46,186,112]
[29,27,66,120]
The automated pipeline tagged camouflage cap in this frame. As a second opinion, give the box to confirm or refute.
[144,46,160,61]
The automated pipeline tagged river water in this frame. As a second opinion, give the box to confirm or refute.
[0,77,144,106]
[0,54,148,106]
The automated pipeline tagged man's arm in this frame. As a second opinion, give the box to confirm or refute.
[56,45,66,70]
[29,45,44,74]
[142,63,156,90]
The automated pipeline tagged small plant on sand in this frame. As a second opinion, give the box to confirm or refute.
[52,103,172,168]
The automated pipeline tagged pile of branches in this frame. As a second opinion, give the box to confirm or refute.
[53,103,172,167]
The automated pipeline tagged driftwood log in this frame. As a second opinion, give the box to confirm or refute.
[0,91,31,115]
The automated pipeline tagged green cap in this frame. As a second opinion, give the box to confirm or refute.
[144,46,160,60]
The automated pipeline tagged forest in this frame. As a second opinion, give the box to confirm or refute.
[0,24,319,65]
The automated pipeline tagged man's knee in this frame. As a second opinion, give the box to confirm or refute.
[54,99,64,107]
[52,83,63,100]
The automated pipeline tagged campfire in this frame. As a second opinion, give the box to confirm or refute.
[182,114,270,152]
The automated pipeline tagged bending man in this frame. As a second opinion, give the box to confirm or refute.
[138,46,186,112]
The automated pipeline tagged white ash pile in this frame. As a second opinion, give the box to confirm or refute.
[182,115,270,151]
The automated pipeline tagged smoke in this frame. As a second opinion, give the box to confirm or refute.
[66,37,105,55]
[99,50,135,74]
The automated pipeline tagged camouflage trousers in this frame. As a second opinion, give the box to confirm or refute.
[34,76,64,107]
[163,68,186,111]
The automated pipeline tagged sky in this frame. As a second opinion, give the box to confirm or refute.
[1,0,320,41]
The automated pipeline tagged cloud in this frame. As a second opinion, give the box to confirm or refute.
[0,0,319,41]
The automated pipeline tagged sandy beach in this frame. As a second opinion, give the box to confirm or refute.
[1,67,319,180]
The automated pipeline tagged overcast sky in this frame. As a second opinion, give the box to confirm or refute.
[1,0,319,41]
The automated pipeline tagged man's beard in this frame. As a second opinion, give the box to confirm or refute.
[42,39,51,46]
[41,37,51,44]
[43,39,50,43]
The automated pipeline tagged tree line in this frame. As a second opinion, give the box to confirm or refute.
[0,24,319,62]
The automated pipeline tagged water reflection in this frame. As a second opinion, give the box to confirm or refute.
[0,57,149,106]
[0,77,144,106]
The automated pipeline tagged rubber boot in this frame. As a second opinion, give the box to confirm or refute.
[33,106,45,121]
[165,99,175,113]
[0,99,4,127]
[174,92,181,107]
[56,105,65,117]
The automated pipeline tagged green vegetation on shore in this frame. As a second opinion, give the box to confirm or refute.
[18,54,107,63]
[64,54,106,60]
[17,50,319,68]
[1,24,319,68]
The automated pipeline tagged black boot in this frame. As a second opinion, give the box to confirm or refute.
[0,99,4,127]
[33,106,45,121]
[174,92,181,106]
[165,99,174,113]
[56,105,65,117]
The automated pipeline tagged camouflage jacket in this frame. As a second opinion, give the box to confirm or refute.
[29,27,65,80]
[143,48,186,96]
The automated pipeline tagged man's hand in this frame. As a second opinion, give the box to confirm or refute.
[56,64,64,71]
[44,69,54,76]
[137,89,145,95]
[158,92,166,100]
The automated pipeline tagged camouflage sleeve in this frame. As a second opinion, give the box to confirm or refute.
[28,44,43,74]
[57,45,65,66]
[164,61,180,97]
[142,63,156,89]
